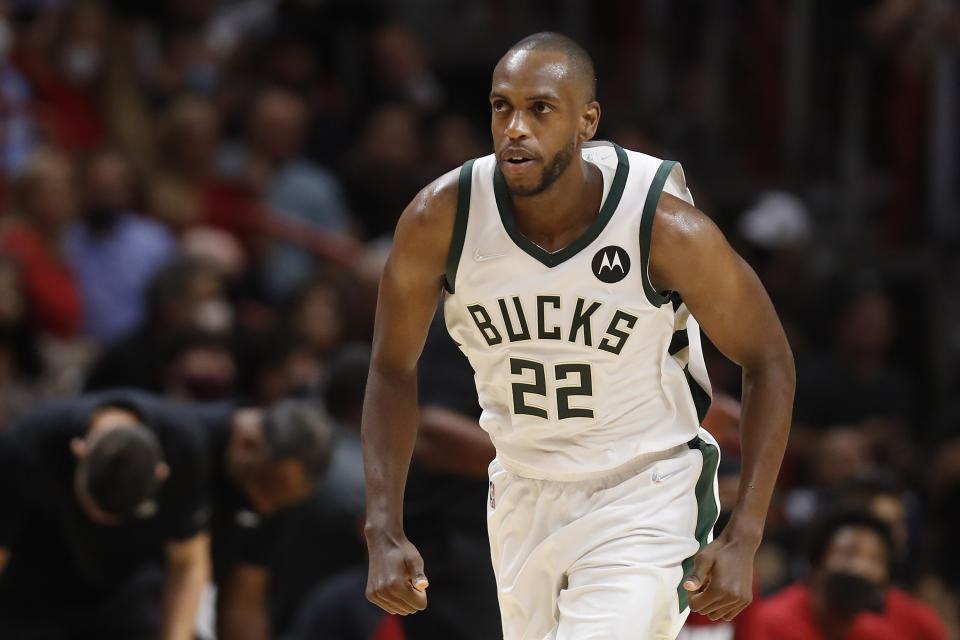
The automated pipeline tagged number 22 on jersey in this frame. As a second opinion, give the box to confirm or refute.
[510,358,594,420]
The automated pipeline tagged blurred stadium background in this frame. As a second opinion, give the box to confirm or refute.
[0,0,957,638]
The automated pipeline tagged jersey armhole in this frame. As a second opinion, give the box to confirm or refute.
[444,158,475,294]
[638,159,677,307]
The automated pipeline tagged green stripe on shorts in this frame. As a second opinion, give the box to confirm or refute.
[677,436,720,612]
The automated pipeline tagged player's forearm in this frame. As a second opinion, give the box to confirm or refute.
[161,551,210,640]
[725,350,795,547]
[362,365,420,533]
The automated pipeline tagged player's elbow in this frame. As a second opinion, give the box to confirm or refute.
[742,334,795,392]
[775,335,797,390]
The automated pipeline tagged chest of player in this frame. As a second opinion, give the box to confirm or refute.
[446,242,671,359]
[444,143,677,361]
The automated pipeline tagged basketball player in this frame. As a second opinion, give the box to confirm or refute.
[362,32,795,639]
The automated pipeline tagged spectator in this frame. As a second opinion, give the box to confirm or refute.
[426,113,488,179]
[218,87,352,299]
[343,104,423,241]
[286,275,346,364]
[151,25,220,100]
[85,257,231,392]
[150,96,221,234]
[236,330,320,405]
[0,7,38,179]
[369,24,444,114]
[158,96,220,187]
[795,286,913,431]
[0,148,83,340]
[13,1,107,152]
[781,428,879,559]
[160,330,237,403]
[745,510,947,640]
[0,255,43,426]
[0,389,210,638]
[66,147,177,345]
[840,472,914,583]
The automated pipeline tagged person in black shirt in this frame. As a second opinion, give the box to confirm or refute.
[190,398,337,640]
[0,389,211,640]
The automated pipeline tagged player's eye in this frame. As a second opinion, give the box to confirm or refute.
[492,100,508,112]
[534,102,553,114]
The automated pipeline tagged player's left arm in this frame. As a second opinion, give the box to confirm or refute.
[649,192,796,622]
[161,532,212,640]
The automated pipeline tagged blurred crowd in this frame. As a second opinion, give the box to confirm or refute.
[0,0,958,638]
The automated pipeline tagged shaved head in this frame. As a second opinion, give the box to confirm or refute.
[504,32,596,102]
[489,31,602,197]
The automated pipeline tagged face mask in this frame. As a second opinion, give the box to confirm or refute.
[61,43,101,85]
[824,571,885,615]
[84,206,120,232]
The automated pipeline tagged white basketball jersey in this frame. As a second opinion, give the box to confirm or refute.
[443,141,712,481]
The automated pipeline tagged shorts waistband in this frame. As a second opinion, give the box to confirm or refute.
[494,442,691,483]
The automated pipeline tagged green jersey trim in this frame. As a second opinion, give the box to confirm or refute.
[638,160,676,307]
[677,435,720,613]
[445,159,476,294]
[683,365,712,423]
[492,143,629,268]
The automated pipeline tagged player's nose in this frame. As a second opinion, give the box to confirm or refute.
[504,110,531,140]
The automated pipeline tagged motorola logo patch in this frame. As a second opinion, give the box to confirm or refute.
[592,246,630,283]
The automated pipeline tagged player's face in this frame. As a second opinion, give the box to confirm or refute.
[490,50,598,197]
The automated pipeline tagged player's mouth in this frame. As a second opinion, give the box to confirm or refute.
[501,148,537,174]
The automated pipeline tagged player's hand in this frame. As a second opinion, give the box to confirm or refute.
[683,531,755,621]
[365,527,429,615]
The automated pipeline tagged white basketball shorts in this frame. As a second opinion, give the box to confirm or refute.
[486,427,720,640]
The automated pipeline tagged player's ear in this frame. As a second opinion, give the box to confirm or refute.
[154,461,170,482]
[579,101,601,142]
[70,437,87,460]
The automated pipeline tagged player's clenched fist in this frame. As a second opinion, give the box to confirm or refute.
[684,532,756,621]
[365,527,429,615]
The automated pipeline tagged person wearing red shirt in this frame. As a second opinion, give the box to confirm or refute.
[1,149,83,339]
[744,510,946,640]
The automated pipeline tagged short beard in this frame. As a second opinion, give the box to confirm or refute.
[507,140,576,197]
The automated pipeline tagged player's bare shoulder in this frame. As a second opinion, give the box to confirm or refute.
[649,191,728,294]
[390,167,461,280]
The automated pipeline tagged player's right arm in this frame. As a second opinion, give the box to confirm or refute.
[362,169,459,615]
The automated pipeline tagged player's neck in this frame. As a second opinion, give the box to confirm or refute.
[511,159,603,253]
